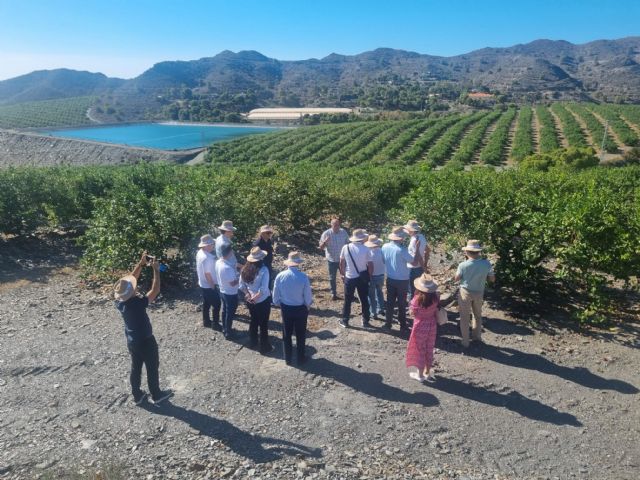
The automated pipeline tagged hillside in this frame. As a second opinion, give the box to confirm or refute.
[1,37,640,123]
[0,69,124,105]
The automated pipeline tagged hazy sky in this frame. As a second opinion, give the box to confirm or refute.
[0,0,638,80]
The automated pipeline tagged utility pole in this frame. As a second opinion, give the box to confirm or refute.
[600,120,609,163]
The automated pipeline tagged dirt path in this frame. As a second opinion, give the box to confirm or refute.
[1,237,639,479]
[587,108,628,152]
[619,113,640,135]
[531,108,541,154]
[564,105,598,152]
[86,107,102,124]
[548,108,570,148]
[504,109,520,166]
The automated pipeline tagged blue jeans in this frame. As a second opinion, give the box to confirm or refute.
[368,274,385,316]
[201,286,221,327]
[409,267,424,299]
[220,293,238,337]
[327,261,340,296]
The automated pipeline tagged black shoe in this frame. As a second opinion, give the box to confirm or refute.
[339,319,349,328]
[382,323,392,330]
[212,322,222,332]
[133,392,147,406]
[203,321,212,328]
[151,390,173,405]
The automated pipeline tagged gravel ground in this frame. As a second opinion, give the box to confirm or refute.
[0,235,639,480]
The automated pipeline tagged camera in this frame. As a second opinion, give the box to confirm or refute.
[145,255,156,264]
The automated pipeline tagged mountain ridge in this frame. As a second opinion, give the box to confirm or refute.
[1,37,639,119]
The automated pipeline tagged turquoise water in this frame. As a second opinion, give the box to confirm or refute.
[43,123,281,150]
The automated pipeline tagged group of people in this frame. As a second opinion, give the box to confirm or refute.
[112,217,495,404]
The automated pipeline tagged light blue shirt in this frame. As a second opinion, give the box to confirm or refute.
[370,247,385,276]
[381,241,415,281]
[273,267,313,307]
[457,258,494,293]
[239,265,271,304]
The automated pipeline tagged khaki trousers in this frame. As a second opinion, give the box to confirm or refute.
[458,288,484,346]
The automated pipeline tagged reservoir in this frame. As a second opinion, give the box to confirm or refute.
[43,123,282,150]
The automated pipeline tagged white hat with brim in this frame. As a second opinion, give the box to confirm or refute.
[218,220,237,232]
[462,240,483,252]
[284,252,304,267]
[388,227,408,241]
[259,225,274,234]
[349,229,368,242]
[198,234,215,248]
[365,235,383,248]
[114,275,137,302]
[247,246,268,262]
[414,274,438,293]
[404,220,421,232]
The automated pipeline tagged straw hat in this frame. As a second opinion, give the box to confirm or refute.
[218,220,237,232]
[388,226,408,241]
[349,229,368,242]
[284,251,304,267]
[365,234,383,248]
[198,234,214,248]
[462,239,483,252]
[414,274,438,293]
[113,275,137,302]
[259,225,274,234]
[247,246,267,262]
[404,220,421,232]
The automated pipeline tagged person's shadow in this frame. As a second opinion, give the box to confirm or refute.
[142,401,321,463]
[430,377,582,426]
[299,348,439,407]
[480,344,638,394]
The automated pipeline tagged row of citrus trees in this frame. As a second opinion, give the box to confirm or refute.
[2,161,639,324]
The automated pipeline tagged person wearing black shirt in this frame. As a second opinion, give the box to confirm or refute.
[253,225,275,288]
[114,252,172,406]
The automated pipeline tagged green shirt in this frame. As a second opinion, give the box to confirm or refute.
[457,258,494,293]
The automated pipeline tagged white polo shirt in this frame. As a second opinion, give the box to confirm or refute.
[340,242,373,279]
[196,249,217,288]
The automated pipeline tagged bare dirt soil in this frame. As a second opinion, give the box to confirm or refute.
[1,235,639,480]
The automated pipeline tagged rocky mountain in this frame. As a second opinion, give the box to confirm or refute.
[0,69,125,105]
[1,37,639,117]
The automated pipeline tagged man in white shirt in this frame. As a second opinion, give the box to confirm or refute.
[339,229,374,328]
[196,234,221,330]
[215,244,239,339]
[405,220,430,300]
[319,217,349,301]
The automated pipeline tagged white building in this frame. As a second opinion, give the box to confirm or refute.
[246,107,353,121]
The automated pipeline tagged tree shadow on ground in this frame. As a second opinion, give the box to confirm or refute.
[143,401,321,463]
[429,377,582,426]
[299,347,438,407]
[479,343,639,394]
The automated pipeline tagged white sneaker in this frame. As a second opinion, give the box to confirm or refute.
[409,371,425,382]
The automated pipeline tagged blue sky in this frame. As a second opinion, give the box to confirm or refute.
[0,0,638,80]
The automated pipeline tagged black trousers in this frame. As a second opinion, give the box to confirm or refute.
[201,286,221,326]
[281,304,308,364]
[342,274,370,323]
[385,277,409,329]
[248,296,272,350]
[127,335,161,398]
